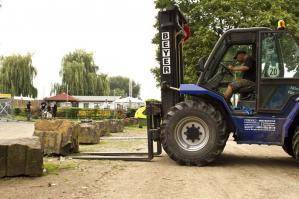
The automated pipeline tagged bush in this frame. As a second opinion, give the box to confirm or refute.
[13,107,40,119]
[14,108,21,115]
[56,108,125,120]
[138,118,147,127]
[57,107,80,119]
[126,108,137,118]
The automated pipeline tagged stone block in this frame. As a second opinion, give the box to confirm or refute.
[78,123,99,144]
[34,120,79,155]
[0,137,43,178]
[108,119,124,133]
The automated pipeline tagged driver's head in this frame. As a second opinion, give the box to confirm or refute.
[234,50,247,63]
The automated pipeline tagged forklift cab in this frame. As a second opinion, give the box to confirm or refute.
[198,28,299,115]
[191,28,299,144]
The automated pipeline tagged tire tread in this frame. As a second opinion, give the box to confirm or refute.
[161,100,228,166]
[293,129,299,160]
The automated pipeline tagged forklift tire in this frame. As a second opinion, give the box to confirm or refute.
[282,139,294,158]
[292,129,299,160]
[161,100,228,166]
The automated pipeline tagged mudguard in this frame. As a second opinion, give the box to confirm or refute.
[179,84,231,112]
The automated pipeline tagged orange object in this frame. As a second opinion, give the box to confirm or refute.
[278,20,286,30]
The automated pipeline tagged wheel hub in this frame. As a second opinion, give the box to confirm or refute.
[175,117,210,152]
[184,124,202,143]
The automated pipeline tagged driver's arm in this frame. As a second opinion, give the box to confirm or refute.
[229,65,249,72]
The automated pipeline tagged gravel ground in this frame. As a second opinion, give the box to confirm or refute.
[0,122,298,199]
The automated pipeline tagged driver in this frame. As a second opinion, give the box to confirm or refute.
[224,50,256,101]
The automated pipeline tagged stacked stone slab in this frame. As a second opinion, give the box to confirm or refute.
[34,120,79,155]
[93,119,124,136]
[78,123,99,144]
[94,120,110,137]
[108,119,124,133]
[0,137,43,178]
[123,118,139,126]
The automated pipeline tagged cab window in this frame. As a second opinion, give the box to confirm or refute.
[259,32,299,111]
[261,32,299,79]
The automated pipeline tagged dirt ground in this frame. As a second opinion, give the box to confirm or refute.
[0,121,34,139]
[0,122,298,199]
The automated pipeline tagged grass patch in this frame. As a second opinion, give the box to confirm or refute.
[43,162,78,175]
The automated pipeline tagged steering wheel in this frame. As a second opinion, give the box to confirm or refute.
[220,63,234,76]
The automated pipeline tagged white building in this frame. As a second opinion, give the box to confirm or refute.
[74,96,121,109]
[113,97,145,110]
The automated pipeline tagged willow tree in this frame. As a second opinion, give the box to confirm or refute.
[0,54,37,97]
[52,49,110,96]
[109,76,141,97]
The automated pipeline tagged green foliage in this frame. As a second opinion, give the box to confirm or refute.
[56,107,125,120]
[0,54,37,97]
[154,0,175,9]
[13,106,125,120]
[14,108,21,115]
[43,162,77,175]
[109,76,140,97]
[112,88,126,97]
[52,49,110,96]
[152,0,299,84]
[56,107,80,119]
[13,107,39,117]
[145,98,160,102]
[126,108,137,118]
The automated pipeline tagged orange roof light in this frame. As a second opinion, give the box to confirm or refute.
[278,20,286,30]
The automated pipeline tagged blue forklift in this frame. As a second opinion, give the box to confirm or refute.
[146,6,299,166]
[73,6,299,165]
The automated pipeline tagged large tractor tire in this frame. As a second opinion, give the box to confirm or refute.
[292,129,299,161]
[161,100,228,166]
[282,138,294,158]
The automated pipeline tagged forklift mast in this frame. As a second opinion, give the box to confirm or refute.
[159,6,188,116]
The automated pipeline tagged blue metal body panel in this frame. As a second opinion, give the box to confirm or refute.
[232,116,285,145]
[179,84,299,146]
[179,84,232,111]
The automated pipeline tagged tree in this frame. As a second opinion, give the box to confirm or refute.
[109,76,140,98]
[152,0,299,84]
[0,54,37,97]
[52,49,110,96]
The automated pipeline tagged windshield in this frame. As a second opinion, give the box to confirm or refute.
[261,32,299,78]
[280,33,299,78]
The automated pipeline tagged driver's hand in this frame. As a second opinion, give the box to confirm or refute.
[228,65,234,71]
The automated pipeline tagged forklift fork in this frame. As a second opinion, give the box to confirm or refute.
[71,101,162,161]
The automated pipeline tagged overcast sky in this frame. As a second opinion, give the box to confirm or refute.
[0,0,160,100]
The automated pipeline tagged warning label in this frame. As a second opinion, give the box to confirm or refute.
[244,119,276,132]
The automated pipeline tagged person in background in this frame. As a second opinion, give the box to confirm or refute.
[40,101,47,119]
[47,102,51,113]
[26,101,31,121]
[52,102,57,118]
[40,101,46,111]
[47,102,53,119]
